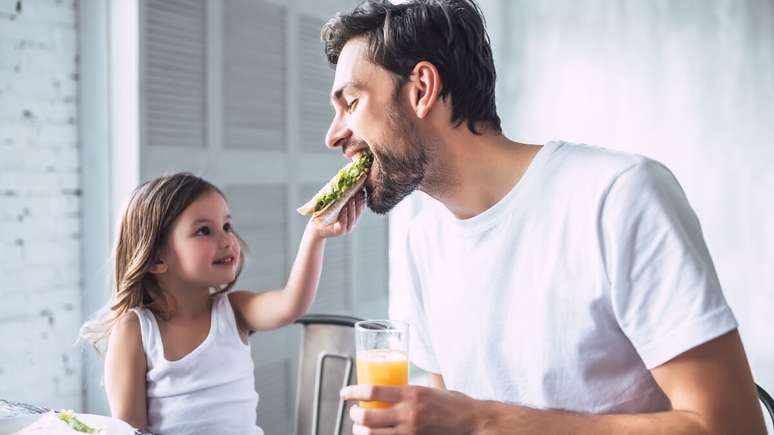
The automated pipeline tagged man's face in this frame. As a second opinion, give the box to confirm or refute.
[326,38,429,214]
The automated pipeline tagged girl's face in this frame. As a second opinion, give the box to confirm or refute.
[158,190,241,290]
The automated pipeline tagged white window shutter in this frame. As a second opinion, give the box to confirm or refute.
[144,0,207,149]
[223,0,286,150]
[223,183,288,290]
[298,13,335,152]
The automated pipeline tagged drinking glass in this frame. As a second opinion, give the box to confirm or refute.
[354,320,409,409]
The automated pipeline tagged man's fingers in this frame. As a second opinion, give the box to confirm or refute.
[349,405,398,427]
[341,384,404,403]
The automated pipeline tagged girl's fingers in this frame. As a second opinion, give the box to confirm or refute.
[356,191,365,216]
[325,191,366,237]
[338,206,349,233]
[349,200,357,231]
[346,199,356,232]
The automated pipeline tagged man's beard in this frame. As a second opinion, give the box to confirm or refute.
[364,103,429,214]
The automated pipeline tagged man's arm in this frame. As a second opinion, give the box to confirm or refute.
[342,330,766,434]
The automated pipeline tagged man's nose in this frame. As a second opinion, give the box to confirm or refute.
[325,114,352,150]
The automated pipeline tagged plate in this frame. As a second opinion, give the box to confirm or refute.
[0,412,135,434]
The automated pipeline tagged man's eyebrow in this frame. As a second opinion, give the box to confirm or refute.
[190,215,231,226]
[330,82,363,103]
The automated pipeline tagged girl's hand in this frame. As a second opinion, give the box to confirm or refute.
[314,190,366,238]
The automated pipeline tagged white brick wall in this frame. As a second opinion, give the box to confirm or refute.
[0,0,82,410]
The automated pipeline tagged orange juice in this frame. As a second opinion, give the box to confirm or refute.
[356,349,409,408]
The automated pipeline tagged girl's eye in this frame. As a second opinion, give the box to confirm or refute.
[347,99,358,113]
[195,226,211,236]
[223,222,233,233]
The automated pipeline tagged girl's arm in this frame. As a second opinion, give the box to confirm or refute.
[230,193,365,332]
[104,313,148,429]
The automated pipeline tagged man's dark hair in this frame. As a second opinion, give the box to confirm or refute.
[322,0,501,135]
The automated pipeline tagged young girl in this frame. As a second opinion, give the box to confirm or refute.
[80,173,365,434]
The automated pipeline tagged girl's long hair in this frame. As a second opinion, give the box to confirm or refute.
[79,173,246,353]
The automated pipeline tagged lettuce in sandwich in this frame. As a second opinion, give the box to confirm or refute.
[297,151,372,225]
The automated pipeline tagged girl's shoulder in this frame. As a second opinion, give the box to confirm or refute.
[111,311,142,343]
[107,311,145,357]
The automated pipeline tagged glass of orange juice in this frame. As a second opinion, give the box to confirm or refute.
[354,320,409,409]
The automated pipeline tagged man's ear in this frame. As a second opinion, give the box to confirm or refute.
[147,258,168,274]
[407,61,441,119]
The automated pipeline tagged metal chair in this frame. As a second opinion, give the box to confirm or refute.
[294,314,363,435]
[758,383,774,432]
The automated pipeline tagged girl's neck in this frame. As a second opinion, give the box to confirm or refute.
[172,292,211,321]
[157,277,212,321]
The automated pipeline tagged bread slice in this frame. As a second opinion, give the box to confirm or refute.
[298,152,371,226]
[307,176,366,226]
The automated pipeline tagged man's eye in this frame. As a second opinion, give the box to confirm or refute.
[347,99,358,113]
[195,226,211,236]
[224,222,233,233]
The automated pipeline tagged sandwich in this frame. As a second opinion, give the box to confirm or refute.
[297,150,373,226]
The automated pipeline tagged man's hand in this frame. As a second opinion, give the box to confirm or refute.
[340,384,481,435]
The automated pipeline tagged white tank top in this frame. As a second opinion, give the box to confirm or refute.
[132,293,262,435]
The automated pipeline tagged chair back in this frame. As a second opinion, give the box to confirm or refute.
[294,314,363,435]
[758,383,774,433]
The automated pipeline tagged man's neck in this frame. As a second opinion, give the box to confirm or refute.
[423,129,541,220]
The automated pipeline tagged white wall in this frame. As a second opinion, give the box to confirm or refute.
[494,0,774,392]
[0,0,82,409]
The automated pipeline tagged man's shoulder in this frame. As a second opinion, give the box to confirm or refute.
[543,141,666,192]
[548,140,650,174]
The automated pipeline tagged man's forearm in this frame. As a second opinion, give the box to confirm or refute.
[474,400,711,435]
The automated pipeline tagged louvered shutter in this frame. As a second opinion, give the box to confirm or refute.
[223,0,286,150]
[298,13,335,152]
[144,0,207,149]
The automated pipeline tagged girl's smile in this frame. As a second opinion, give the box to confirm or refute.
[212,255,235,265]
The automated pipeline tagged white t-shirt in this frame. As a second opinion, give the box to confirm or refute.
[391,141,737,413]
[133,293,263,435]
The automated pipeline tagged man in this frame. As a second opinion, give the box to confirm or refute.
[322,1,766,434]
